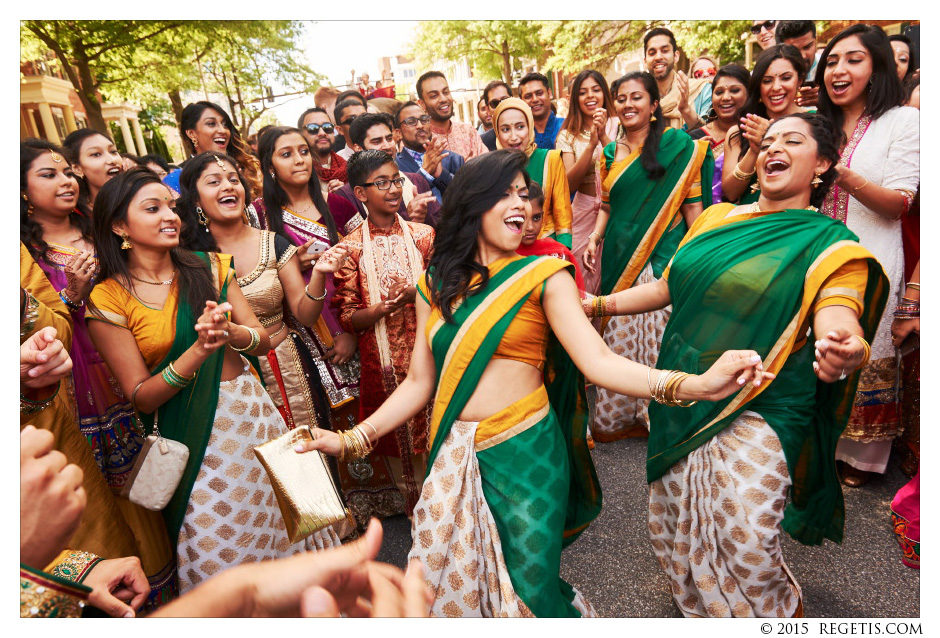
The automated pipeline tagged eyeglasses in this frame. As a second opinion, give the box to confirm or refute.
[488,95,510,109]
[692,67,717,79]
[340,117,358,127]
[361,176,406,191]
[750,20,776,35]
[304,123,335,135]
[399,114,432,127]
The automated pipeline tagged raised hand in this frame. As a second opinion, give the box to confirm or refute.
[405,189,436,224]
[740,114,770,153]
[64,250,97,301]
[21,326,73,389]
[195,301,233,352]
[312,244,351,275]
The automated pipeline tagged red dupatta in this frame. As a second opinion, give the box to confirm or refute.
[517,238,586,297]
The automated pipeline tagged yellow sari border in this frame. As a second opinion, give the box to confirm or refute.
[426,257,570,445]
[474,387,550,451]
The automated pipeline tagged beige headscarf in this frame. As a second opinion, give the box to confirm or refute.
[492,97,538,157]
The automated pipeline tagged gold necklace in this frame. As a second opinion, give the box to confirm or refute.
[130,271,176,285]
[285,202,315,215]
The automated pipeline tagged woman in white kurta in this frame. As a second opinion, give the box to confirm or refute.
[816,25,920,484]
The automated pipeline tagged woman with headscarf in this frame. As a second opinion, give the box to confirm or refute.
[492,98,573,249]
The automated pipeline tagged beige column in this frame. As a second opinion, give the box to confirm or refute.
[62,104,78,133]
[27,109,40,138]
[118,115,137,155]
[37,102,61,145]
[131,117,147,155]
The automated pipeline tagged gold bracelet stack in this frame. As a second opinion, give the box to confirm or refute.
[162,360,196,389]
[20,381,61,415]
[589,231,604,243]
[853,334,872,368]
[232,326,261,353]
[647,369,698,407]
[338,424,374,462]
[592,295,606,318]
[732,163,756,181]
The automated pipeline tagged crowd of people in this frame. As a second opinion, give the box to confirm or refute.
[20,20,920,618]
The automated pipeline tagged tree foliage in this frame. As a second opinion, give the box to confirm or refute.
[664,20,754,65]
[540,21,648,73]
[410,20,545,85]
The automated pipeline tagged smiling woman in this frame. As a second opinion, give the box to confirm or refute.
[63,128,124,210]
[86,167,338,595]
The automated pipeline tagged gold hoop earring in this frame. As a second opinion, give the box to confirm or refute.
[120,232,132,250]
[811,171,823,188]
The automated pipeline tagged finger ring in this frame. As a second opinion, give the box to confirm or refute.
[839,368,847,381]
[222,330,229,338]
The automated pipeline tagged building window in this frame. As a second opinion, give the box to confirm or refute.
[51,106,68,141]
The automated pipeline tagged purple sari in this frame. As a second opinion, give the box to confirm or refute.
[35,243,142,491]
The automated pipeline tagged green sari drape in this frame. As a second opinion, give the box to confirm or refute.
[599,127,714,301]
[418,255,601,616]
[138,253,231,542]
[648,208,888,545]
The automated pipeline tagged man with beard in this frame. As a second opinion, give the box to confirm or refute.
[643,27,712,130]
[393,101,465,203]
[298,107,346,194]
[479,80,511,152]
[477,97,491,135]
[776,20,821,108]
[519,72,564,150]
[334,99,368,161]
[330,112,441,229]
[416,71,488,159]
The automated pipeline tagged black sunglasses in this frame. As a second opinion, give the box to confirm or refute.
[304,123,335,135]
[400,114,432,127]
[488,95,510,109]
[340,117,359,127]
[750,20,776,35]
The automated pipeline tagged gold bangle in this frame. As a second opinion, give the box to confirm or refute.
[906,282,920,291]
[305,286,327,302]
[732,163,756,181]
[168,360,196,382]
[232,326,261,353]
[131,379,147,411]
[361,420,379,440]
[852,178,869,194]
[853,334,872,369]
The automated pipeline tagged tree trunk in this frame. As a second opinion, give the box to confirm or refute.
[168,88,184,128]
[501,39,513,85]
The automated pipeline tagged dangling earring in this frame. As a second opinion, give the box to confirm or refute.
[869,73,875,86]
[120,232,132,250]
[190,137,199,152]
[22,193,34,216]
[649,114,657,122]
[811,171,823,188]
[196,205,210,231]
[269,171,275,179]
[750,181,761,194]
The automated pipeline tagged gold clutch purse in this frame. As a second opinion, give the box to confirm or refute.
[254,426,355,544]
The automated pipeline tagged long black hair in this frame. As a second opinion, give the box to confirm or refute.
[426,149,530,323]
[88,167,218,319]
[180,101,262,199]
[562,69,616,138]
[62,127,116,211]
[177,152,251,253]
[21,139,94,263]
[257,126,338,244]
[732,44,805,160]
[610,72,666,179]
[816,24,905,145]
[761,112,840,209]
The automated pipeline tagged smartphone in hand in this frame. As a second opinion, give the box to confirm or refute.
[307,239,331,256]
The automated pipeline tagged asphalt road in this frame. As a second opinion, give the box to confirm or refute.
[375,436,919,618]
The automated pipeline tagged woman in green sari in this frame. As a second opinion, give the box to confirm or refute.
[583,71,714,442]
[590,113,888,617]
[86,169,340,595]
[296,149,773,617]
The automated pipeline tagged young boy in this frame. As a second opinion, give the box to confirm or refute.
[517,183,586,295]
[332,150,435,514]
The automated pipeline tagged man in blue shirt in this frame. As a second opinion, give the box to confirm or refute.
[393,101,465,203]
[518,72,564,150]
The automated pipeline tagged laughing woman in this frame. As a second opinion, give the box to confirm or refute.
[62,128,124,210]
[590,113,888,617]
[689,64,750,202]
[492,98,573,248]
[583,71,713,442]
[721,45,807,204]
[296,149,771,617]
[86,168,334,594]
[815,24,920,486]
